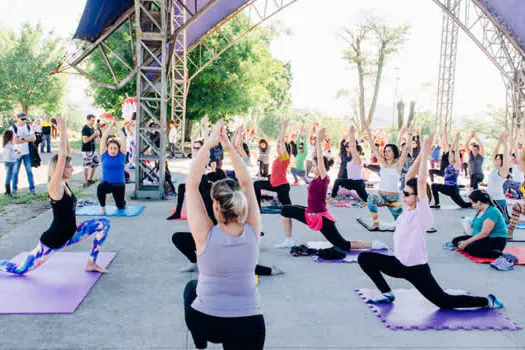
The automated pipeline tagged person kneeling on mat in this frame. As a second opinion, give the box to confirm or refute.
[358,136,504,309]
[445,190,516,271]
[279,127,386,251]
[0,116,110,275]
[184,120,265,350]
[97,120,127,215]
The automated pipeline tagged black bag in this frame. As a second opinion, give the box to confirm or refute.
[316,247,347,260]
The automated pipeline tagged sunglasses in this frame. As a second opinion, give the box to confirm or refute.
[402,190,415,197]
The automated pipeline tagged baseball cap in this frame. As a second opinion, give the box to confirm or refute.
[17,112,27,120]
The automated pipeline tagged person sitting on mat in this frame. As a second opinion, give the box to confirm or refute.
[357,136,504,309]
[184,120,265,350]
[253,120,291,209]
[279,127,387,251]
[0,116,110,275]
[486,132,510,221]
[363,123,410,230]
[97,120,127,215]
[464,131,485,190]
[430,131,472,209]
[504,150,524,199]
[329,125,368,203]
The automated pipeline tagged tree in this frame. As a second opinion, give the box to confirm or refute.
[340,16,409,129]
[0,24,65,114]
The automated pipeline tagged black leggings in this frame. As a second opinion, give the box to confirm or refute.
[331,179,368,201]
[358,253,488,309]
[171,232,273,275]
[281,205,351,251]
[184,280,265,349]
[452,235,506,258]
[254,180,291,208]
[431,184,471,208]
[97,182,126,208]
[258,161,269,177]
[171,176,215,222]
[470,173,484,190]
[428,169,444,183]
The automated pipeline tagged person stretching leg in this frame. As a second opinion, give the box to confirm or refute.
[0,116,110,275]
[358,136,503,309]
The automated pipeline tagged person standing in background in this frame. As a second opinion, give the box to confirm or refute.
[81,114,100,187]
[9,113,36,195]
[40,116,52,153]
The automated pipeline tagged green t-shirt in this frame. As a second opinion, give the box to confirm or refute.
[294,134,307,171]
[471,206,507,238]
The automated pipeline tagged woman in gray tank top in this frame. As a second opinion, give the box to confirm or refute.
[184,120,265,350]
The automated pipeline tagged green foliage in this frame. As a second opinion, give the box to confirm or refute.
[0,24,65,114]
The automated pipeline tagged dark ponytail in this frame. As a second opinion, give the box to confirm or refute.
[468,189,496,206]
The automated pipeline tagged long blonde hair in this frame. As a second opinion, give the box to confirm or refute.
[211,178,248,224]
[48,154,72,182]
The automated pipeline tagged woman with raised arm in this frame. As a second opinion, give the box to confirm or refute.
[183,120,265,350]
[464,131,485,190]
[97,120,127,215]
[363,123,410,230]
[290,126,309,185]
[329,125,368,202]
[486,132,510,220]
[358,136,504,309]
[504,132,524,198]
[0,116,110,275]
[278,127,386,250]
[253,120,292,209]
[430,132,472,209]
[506,128,525,240]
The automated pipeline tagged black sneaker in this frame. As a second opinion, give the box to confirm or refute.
[430,204,441,209]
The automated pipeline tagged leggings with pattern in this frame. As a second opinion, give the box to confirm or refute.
[0,218,110,275]
[508,202,525,238]
[367,192,403,226]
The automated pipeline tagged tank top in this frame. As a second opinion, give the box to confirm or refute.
[487,169,505,200]
[469,152,484,175]
[346,160,363,180]
[192,224,261,317]
[40,184,77,249]
[307,176,329,213]
[379,167,400,192]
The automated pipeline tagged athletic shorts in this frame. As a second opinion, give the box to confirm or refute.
[82,151,100,168]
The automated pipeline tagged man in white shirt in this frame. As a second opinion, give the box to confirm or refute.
[168,121,178,158]
[10,112,36,194]
[504,152,525,199]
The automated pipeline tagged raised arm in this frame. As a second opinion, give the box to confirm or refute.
[452,132,461,171]
[473,132,485,157]
[500,132,510,179]
[493,132,504,158]
[364,122,385,164]
[99,120,114,155]
[464,131,475,154]
[220,129,262,235]
[348,125,362,165]
[49,116,69,201]
[316,128,328,179]
[276,120,288,157]
[396,125,413,173]
[396,126,406,149]
[116,123,127,154]
[417,136,433,201]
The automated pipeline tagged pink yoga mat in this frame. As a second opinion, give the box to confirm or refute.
[0,252,116,314]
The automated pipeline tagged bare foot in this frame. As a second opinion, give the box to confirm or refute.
[100,207,106,215]
[85,261,109,273]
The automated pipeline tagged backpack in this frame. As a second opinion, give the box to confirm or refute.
[12,123,41,168]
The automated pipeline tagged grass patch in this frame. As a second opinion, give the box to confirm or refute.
[0,188,83,210]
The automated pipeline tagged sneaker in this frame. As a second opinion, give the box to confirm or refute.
[442,241,456,251]
[180,263,198,273]
[276,238,294,249]
[430,204,441,209]
[490,255,515,271]
[487,294,504,308]
[367,293,395,304]
[291,181,299,186]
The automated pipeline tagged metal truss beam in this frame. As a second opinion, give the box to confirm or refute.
[432,0,525,133]
[435,0,460,135]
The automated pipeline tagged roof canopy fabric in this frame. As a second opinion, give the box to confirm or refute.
[478,0,525,53]
[74,0,250,47]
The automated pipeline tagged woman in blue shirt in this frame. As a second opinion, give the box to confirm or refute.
[451,190,507,258]
[97,120,127,214]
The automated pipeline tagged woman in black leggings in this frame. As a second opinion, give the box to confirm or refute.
[358,136,503,309]
[430,132,471,209]
[279,127,385,250]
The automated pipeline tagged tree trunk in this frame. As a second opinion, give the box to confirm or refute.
[357,60,367,129]
[366,49,385,125]
[397,101,405,129]
[21,102,29,114]
[407,101,416,127]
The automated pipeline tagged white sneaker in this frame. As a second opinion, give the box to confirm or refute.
[180,263,198,272]
[275,238,294,249]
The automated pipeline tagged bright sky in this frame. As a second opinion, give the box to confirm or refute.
[0,0,506,125]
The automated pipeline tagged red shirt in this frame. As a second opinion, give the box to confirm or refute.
[270,152,290,187]
[307,176,329,213]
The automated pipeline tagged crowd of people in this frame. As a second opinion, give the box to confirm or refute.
[2,112,524,349]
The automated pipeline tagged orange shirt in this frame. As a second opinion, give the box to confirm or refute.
[270,152,290,187]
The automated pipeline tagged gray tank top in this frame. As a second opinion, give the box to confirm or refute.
[192,223,261,317]
[469,152,484,175]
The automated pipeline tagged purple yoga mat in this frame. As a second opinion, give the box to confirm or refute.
[0,252,116,314]
[355,288,521,330]
[313,248,392,263]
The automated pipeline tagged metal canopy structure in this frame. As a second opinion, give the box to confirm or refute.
[58,0,525,199]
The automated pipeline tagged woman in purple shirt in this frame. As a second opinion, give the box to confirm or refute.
[278,127,385,251]
[358,136,503,309]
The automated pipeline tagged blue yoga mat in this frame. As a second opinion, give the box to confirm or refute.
[260,207,282,214]
[76,205,146,217]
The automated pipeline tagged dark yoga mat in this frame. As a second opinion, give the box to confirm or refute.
[0,252,116,314]
[313,248,392,263]
[355,288,521,330]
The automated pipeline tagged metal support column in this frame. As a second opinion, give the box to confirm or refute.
[134,0,169,199]
[435,0,460,135]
